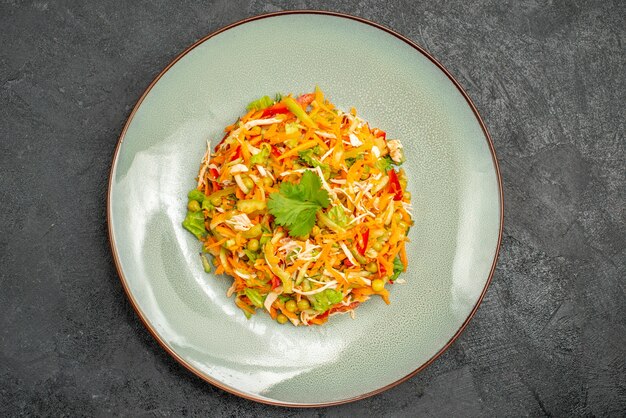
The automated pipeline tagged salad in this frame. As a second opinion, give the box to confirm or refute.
[183,87,413,326]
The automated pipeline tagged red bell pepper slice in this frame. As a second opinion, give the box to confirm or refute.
[319,301,360,319]
[271,276,280,289]
[373,128,386,141]
[296,93,315,107]
[343,258,354,267]
[262,103,290,117]
[271,145,282,158]
[356,230,369,255]
[378,261,386,278]
[387,169,403,201]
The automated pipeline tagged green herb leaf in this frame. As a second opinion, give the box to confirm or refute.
[298,147,328,170]
[267,170,330,237]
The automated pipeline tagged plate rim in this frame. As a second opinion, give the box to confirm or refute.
[107,10,504,408]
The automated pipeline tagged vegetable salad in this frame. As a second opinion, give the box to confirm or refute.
[183,87,412,326]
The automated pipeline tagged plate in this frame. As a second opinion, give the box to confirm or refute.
[108,11,502,406]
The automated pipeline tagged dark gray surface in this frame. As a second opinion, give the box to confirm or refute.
[1,0,624,416]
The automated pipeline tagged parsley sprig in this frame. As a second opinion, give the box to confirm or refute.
[267,170,330,237]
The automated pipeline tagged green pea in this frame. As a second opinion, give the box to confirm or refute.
[262,177,273,187]
[243,177,255,191]
[247,238,259,251]
[372,242,383,252]
[285,300,297,313]
[187,200,201,212]
[371,279,384,292]
[223,239,236,249]
[276,314,288,324]
[365,262,378,273]
[311,225,321,236]
[297,299,310,310]
[210,196,222,207]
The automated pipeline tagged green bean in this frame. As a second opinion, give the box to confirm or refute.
[187,200,201,212]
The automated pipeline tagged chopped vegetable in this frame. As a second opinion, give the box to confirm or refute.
[188,189,206,202]
[200,254,212,273]
[249,143,271,165]
[389,256,403,282]
[283,97,317,128]
[245,288,265,308]
[375,156,393,173]
[310,288,343,312]
[182,211,206,239]
[327,205,349,228]
[388,169,403,201]
[247,95,274,111]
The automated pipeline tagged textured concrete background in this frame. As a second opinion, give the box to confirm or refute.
[1,0,624,416]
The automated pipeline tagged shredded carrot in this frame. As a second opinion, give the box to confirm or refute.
[400,241,408,271]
